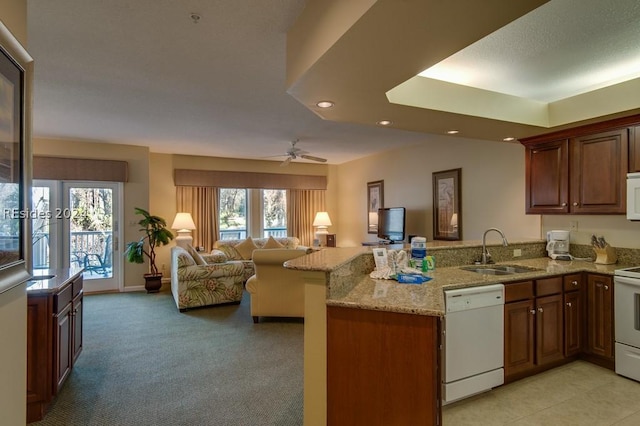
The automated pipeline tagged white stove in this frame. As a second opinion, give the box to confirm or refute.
[614,267,640,382]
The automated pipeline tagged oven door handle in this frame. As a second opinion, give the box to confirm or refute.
[615,275,640,287]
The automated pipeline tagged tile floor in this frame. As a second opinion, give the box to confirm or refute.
[442,361,640,425]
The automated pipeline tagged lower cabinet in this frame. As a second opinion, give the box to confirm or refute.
[326,306,441,426]
[586,273,614,364]
[504,277,565,381]
[27,274,83,423]
[563,274,584,357]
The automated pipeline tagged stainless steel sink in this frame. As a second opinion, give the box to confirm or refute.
[460,265,541,275]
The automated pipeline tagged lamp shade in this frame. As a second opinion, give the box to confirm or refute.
[171,212,196,231]
[313,212,332,227]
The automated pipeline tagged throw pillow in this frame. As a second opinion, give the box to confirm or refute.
[205,249,228,264]
[186,245,206,265]
[235,237,258,260]
[216,244,242,260]
[263,235,284,249]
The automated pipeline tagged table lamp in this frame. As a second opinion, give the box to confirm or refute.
[172,212,196,248]
[313,211,332,246]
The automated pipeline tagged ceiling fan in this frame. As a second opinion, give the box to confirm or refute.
[279,140,327,166]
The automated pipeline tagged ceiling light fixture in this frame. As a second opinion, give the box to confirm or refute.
[316,101,334,108]
[377,120,392,126]
[503,137,516,142]
[447,130,459,134]
[189,13,201,24]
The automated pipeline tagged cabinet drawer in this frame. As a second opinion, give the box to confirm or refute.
[72,276,83,298]
[54,284,73,314]
[536,277,562,296]
[505,281,534,302]
[563,274,582,292]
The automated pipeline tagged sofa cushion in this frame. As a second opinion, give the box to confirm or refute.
[177,250,196,268]
[263,235,285,249]
[235,237,258,260]
[216,244,242,260]
[186,245,206,265]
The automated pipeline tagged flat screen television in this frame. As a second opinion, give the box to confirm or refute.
[377,207,406,243]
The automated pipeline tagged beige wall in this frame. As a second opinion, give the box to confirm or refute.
[543,215,640,250]
[0,4,28,425]
[34,138,151,288]
[334,134,542,247]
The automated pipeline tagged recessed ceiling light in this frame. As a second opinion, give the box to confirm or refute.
[316,101,334,108]
[377,120,392,126]
[447,130,459,134]
[503,137,516,142]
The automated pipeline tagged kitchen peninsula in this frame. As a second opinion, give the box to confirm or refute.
[285,241,626,426]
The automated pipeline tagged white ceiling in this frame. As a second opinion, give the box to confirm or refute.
[419,0,640,103]
[25,0,640,165]
[26,0,427,165]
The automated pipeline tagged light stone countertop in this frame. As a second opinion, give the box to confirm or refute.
[284,246,629,317]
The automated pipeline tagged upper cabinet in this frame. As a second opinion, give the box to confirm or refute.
[521,115,639,214]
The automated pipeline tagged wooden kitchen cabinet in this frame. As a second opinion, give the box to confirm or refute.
[504,277,564,382]
[523,128,628,214]
[586,273,614,366]
[327,306,440,426]
[27,273,84,423]
[563,274,584,357]
[521,115,637,214]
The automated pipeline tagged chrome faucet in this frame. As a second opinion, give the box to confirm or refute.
[480,228,509,264]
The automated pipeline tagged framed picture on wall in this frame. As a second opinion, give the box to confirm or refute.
[433,168,461,240]
[367,180,383,234]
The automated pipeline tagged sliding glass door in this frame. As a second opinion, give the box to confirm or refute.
[32,180,122,293]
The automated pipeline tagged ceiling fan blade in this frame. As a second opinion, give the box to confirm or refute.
[280,156,292,167]
[300,154,327,163]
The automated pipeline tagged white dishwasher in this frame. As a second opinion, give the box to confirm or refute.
[443,283,504,405]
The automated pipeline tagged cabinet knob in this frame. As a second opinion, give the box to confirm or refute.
[538,307,544,313]
[572,281,578,286]
[530,309,536,315]
[605,285,609,290]
[561,202,567,207]
[566,302,572,307]
[573,202,579,206]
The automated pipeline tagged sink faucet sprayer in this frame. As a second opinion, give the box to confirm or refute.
[479,228,509,264]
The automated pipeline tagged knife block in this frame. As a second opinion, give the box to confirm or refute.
[593,244,617,265]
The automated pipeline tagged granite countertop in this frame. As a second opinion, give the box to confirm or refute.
[326,257,626,317]
[284,246,629,318]
[26,268,84,294]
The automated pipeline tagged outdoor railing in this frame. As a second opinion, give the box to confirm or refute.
[219,227,286,240]
[33,230,112,270]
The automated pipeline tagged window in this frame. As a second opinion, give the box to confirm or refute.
[218,188,287,239]
[219,188,247,240]
[263,189,286,238]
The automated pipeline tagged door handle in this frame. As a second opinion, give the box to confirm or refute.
[566,302,572,308]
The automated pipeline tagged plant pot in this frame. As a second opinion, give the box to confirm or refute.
[144,273,163,293]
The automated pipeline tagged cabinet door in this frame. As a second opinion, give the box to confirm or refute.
[536,294,564,366]
[564,290,583,357]
[53,303,73,394]
[26,296,50,408]
[525,139,569,214]
[570,129,628,213]
[72,293,83,364]
[629,126,640,172]
[587,274,614,360]
[505,299,535,378]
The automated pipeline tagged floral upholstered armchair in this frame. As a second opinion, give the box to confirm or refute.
[170,246,245,312]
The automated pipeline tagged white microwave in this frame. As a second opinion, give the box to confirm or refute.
[627,173,640,220]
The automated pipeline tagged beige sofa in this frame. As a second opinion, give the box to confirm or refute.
[213,236,308,282]
[245,248,308,323]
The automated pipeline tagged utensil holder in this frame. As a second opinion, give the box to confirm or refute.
[593,244,617,264]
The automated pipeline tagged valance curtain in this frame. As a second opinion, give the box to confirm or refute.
[288,189,326,247]
[176,186,218,251]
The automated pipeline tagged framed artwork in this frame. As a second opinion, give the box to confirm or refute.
[433,168,461,240]
[367,180,383,234]
[0,21,32,293]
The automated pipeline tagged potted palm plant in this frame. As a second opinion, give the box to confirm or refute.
[124,207,174,293]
